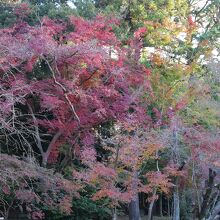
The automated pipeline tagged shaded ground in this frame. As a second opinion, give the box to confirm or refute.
[118,217,171,220]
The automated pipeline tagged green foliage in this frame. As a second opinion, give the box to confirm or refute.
[43,195,111,220]
[44,186,112,220]
[71,196,111,220]
[0,1,77,27]
[73,0,97,18]
[27,2,77,21]
[181,69,220,130]
[27,59,52,80]
[0,4,16,28]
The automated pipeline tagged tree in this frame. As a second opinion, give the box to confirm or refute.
[0,154,78,220]
[0,0,77,28]
[0,4,159,219]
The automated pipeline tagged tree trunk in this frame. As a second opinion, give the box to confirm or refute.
[129,170,141,220]
[198,169,217,220]
[172,185,180,220]
[112,207,117,220]
[147,201,154,220]
[129,193,141,220]
[160,194,163,217]
[148,188,156,220]
[171,125,180,220]
[168,198,170,217]
[207,201,220,220]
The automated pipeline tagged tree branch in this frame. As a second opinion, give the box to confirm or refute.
[43,56,80,123]
[27,103,44,156]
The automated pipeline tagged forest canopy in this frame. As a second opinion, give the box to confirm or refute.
[0,0,220,220]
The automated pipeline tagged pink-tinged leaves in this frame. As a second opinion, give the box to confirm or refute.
[144,67,151,77]
[145,171,173,194]
[0,12,157,210]
[14,3,31,19]
[2,185,10,195]
[134,27,147,39]
[80,147,96,167]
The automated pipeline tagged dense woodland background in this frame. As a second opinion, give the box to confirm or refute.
[0,0,220,219]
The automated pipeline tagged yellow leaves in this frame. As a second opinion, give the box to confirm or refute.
[139,4,146,14]
[186,99,220,129]
[148,32,172,46]
[185,64,193,75]
[149,2,157,11]
[90,178,99,185]
[79,62,88,68]
[66,41,75,46]
[144,18,184,47]
[204,48,213,59]
[116,166,125,174]
[161,34,172,45]
[151,54,164,66]
[185,62,202,75]
[167,0,175,11]
[175,0,188,16]
[136,143,165,170]
[148,38,155,45]
[162,18,170,27]
[141,144,162,160]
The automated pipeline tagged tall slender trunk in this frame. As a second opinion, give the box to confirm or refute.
[148,149,161,220]
[129,170,141,220]
[160,194,163,217]
[112,207,117,220]
[148,188,156,220]
[42,153,48,167]
[168,198,170,217]
[198,169,217,220]
[129,193,141,220]
[172,124,180,220]
[112,144,120,220]
[207,201,220,220]
[172,183,180,220]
